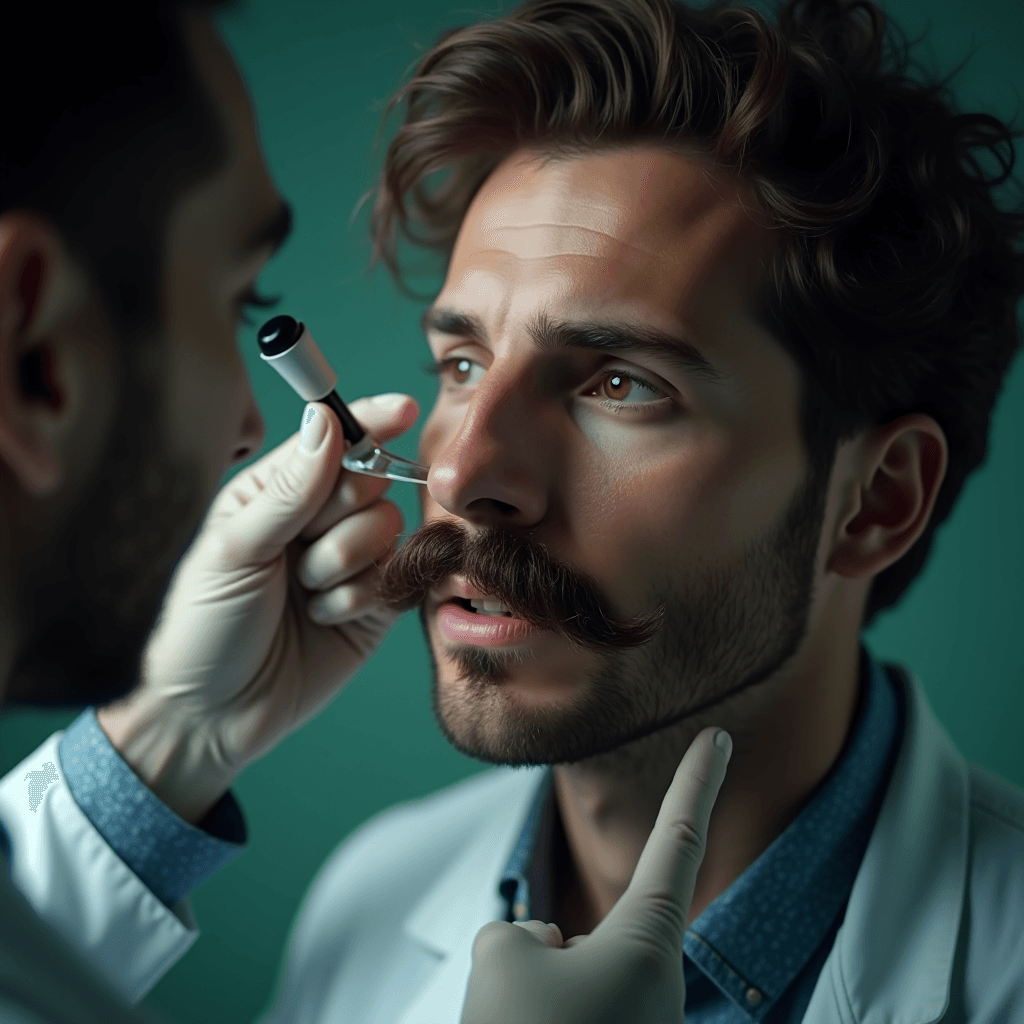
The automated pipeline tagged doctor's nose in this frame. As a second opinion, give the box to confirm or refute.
[230,386,266,466]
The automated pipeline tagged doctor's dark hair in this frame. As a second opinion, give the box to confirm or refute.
[3,0,235,347]
[364,0,1024,630]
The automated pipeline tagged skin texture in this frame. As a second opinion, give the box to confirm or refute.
[416,146,947,935]
[0,11,276,708]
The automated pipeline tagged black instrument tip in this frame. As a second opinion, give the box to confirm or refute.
[257,315,303,356]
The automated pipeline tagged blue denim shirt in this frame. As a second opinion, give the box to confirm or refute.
[0,643,902,1024]
[499,644,903,1022]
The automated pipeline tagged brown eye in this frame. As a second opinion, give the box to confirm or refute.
[423,356,485,389]
[593,370,663,405]
[451,358,474,384]
[602,373,633,401]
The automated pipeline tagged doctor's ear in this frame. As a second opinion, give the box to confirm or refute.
[0,212,98,497]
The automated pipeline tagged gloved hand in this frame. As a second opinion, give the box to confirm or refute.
[460,726,733,1024]
[97,394,418,822]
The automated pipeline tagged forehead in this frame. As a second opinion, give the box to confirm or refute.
[444,145,776,332]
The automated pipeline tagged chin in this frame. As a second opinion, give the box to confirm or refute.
[5,635,148,710]
[430,649,625,768]
[5,562,173,711]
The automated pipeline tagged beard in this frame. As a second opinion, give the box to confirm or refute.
[4,333,206,710]
[380,454,832,771]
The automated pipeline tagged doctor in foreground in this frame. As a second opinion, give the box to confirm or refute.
[1,0,1024,1023]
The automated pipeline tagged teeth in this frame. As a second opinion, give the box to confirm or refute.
[469,598,512,616]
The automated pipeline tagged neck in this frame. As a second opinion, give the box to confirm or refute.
[549,626,865,939]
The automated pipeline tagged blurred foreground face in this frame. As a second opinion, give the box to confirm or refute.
[7,11,280,708]
[394,145,835,768]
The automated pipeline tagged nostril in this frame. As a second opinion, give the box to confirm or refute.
[468,497,518,517]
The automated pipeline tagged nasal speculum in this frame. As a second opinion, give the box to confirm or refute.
[257,314,428,485]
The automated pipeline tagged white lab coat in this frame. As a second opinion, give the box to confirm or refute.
[0,664,1022,1023]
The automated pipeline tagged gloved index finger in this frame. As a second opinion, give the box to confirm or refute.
[346,393,420,445]
[602,726,732,951]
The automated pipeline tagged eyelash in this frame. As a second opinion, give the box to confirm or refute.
[423,356,669,411]
[238,285,281,327]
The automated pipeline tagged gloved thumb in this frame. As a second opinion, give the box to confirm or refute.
[214,402,346,569]
[511,920,565,948]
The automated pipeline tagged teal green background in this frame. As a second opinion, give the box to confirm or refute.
[0,1,1021,1021]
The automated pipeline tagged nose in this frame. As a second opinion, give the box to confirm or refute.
[426,374,550,529]
[230,384,266,465]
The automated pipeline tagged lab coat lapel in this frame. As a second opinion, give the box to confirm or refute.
[396,767,549,1024]
[802,667,969,1024]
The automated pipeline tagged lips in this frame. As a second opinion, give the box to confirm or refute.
[431,576,546,647]
[435,601,545,647]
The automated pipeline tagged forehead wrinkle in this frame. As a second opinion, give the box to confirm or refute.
[463,233,664,269]
[485,221,656,253]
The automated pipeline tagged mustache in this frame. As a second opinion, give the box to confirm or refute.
[378,519,664,652]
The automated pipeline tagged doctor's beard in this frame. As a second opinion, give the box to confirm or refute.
[377,459,830,770]
[5,332,206,711]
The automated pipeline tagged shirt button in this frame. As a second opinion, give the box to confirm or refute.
[745,987,763,1007]
[512,901,529,920]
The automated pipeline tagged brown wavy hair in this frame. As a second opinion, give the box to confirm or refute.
[362,0,1024,629]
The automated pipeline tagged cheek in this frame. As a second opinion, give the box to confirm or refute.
[164,336,246,479]
[565,423,784,610]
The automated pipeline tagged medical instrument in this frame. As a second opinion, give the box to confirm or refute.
[257,315,429,485]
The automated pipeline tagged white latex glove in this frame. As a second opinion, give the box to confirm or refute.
[460,726,733,1024]
[97,394,418,818]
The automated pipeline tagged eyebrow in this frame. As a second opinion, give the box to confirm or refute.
[420,305,733,387]
[240,199,294,258]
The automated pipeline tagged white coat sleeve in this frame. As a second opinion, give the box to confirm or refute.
[0,732,200,1006]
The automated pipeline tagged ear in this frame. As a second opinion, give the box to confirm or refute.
[0,212,94,497]
[826,413,948,581]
